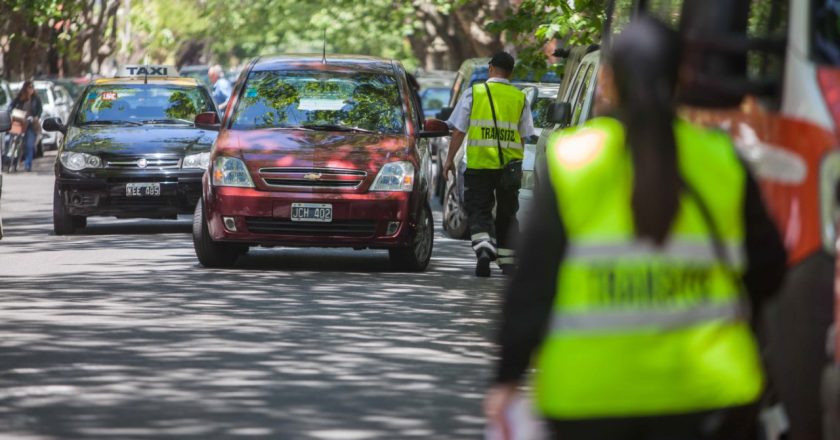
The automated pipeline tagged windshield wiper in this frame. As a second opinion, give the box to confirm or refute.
[300,124,375,134]
[141,118,193,125]
[80,120,142,126]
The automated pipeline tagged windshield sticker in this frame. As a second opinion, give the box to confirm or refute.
[101,91,118,101]
[297,99,346,111]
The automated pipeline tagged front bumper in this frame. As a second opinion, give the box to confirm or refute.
[205,184,418,249]
[56,167,204,218]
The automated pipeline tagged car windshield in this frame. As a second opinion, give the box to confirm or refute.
[231,70,405,134]
[75,84,214,125]
[815,0,840,65]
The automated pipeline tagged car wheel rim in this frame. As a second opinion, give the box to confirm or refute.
[414,208,432,263]
[445,188,461,231]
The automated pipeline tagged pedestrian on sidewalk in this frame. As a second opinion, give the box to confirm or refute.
[442,52,535,277]
[7,80,42,172]
[209,65,232,111]
[484,16,787,439]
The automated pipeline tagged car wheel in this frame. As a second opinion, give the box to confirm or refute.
[53,185,81,235]
[35,141,44,158]
[442,180,468,239]
[389,203,433,272]
[434,156,445,201]
[192,200,246,268]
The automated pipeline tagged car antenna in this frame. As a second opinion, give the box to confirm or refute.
[322,29,327,64]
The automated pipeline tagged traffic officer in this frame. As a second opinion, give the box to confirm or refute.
[442,52,535,277]
[484,16,787,439]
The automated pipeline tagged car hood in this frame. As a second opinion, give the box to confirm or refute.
[63,125,217,156]
[222,129,412,173]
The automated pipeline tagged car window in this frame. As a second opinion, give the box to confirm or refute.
[35,85,53,105]
[75,84,214,125]
[421,87,450,113]
[531,96,556,129]
[572,65,596,124]
[563,63,588,104]
[231,70,405,134]
[815,0,839,65]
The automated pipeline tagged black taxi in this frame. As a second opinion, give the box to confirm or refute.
[43,65,218,234]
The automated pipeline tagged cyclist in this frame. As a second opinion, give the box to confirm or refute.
[6,80,43,172]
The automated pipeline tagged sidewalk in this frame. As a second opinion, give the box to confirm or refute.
[31,150,56,175]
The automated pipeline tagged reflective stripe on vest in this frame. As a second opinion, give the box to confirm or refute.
[550,300,743,333]
[534,117,763,419]
[466,83,525,170]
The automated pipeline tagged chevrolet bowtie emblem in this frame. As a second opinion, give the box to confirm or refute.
[303,172,322,181]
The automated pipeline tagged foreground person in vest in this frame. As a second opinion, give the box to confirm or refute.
[442,52,536,277]
[484,17,787,439]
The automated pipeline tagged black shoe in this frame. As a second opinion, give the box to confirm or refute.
[475,251,492,277]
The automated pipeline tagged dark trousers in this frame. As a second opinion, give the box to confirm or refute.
[463,168,519,264]
[548,404,758,440]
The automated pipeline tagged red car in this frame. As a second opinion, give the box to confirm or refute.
[192,55,449,270]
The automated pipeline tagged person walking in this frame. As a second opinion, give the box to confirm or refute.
[7,80,42,172]
[484,16,787,439]
[208,65,232,110]
[442,52,535,277]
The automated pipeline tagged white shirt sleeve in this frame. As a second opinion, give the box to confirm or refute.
[519,102,536,139]
[446,86,473,133]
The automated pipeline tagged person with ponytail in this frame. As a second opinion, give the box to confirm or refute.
[483,16,787,439]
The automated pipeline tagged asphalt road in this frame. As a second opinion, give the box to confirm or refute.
[0,155,506,439]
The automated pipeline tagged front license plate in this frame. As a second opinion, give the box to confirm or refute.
[291,203,332,222]
[125,182,161,197]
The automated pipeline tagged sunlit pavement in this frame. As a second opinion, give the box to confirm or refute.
[0,156,505,439]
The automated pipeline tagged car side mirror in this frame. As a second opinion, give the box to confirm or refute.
[547,102,572,126]
[42,117,66,134]
[0,111,10,132]
[194,112,220,131]
[436,107,454,121]
[418,118,450,138]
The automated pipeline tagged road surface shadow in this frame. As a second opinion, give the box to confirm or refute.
[0,263,501,439]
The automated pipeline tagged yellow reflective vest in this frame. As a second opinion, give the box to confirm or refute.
[466,82,526,169]
[536,117,764,418]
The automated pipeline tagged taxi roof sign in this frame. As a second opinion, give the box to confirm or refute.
[115,65,179,79]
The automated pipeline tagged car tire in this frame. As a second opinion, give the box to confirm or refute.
[53,185,82,235]
[389,203,433,272]
[442,179,468,239]
[192,200,245,268]
[434,156,445,201]
[35,141,44,158]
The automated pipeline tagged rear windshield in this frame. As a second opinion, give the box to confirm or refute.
[815,0,840,65]
[75,84,214,125]
[231,70,405,134]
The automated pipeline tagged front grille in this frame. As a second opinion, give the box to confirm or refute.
[105,157,181,169]
[109,196,177,208]
[259,167,367,189]
[245,217,377,237]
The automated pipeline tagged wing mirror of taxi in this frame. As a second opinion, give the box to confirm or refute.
[436,107,454,121]
[42,117,66,135]
[194,112,220,131]
[547,102,572,127]
[419,118,450,139]
[0,111,10,133]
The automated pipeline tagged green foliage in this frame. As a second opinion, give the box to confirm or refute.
[490,0,607,79]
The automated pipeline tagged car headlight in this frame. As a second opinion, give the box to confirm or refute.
[183,152,210,170]
[60,152,102,171]
[370,161,414,192]
[212,156,254,188]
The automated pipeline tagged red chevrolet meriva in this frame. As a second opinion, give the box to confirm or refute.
[192,55,449,270]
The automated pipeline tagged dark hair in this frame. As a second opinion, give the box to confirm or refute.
[16,80,34,101]
[607,15,682,245]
